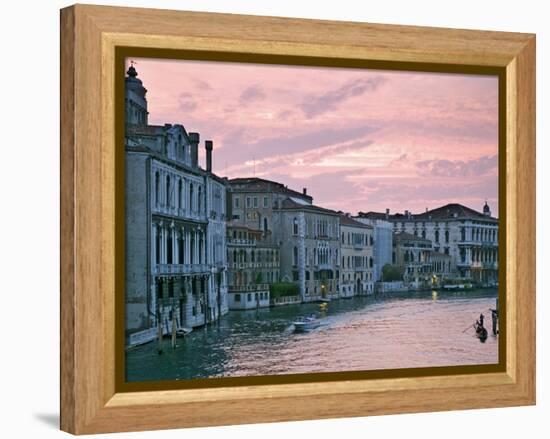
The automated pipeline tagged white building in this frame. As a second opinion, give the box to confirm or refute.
[339,215,375,297]
[360,203,498,285]
[354,215,393,282]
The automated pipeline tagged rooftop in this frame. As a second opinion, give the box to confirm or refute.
[277,197,339,216]
[339,214,373,229]
[358,203,497,222]
[228,177,313,203]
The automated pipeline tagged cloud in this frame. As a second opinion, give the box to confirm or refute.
[193,78,211,90]
[300,76,388,118]
[216,124,378,168]
[416,154,498,178]
[178,92,197,112]
[239,85,266,104]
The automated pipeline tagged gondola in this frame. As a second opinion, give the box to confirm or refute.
[474,322,488,342]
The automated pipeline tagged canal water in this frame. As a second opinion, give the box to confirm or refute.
[126,289,499,382]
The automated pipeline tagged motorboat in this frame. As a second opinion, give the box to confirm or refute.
[293,315,320,333]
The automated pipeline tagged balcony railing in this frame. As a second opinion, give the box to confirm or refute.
[227,238,256,246]
[228,262,279,269]
[154,264,210,275]
[152,204,207,222]
[228,284,270,292]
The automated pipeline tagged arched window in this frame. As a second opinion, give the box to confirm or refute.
[178,233,184,264]
[198,186,202,213]
[166,175,171,207]
[445,230,449,243]
[369,257,373,268]
[178,179,183,209]
[167,231,173,264]
[293,217,298,235]
[293,246,298,266]
[189,183,194,212]
[155,171,160,205]
[233,250,237,263]
[435,230,440,243]
[263,217,268,233]
[155,225,160,264]
[251,250,255,263]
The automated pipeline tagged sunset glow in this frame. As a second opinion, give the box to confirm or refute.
[128,58,499,215]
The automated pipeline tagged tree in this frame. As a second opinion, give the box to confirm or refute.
[382,264,404,282]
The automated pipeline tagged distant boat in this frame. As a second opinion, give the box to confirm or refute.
[319,298,331,303]
[293,315,320,333]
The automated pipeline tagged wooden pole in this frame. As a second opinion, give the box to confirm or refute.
[171,306,177,349]
[157,310,163,354]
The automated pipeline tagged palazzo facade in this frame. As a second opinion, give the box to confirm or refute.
[125,65,228,345]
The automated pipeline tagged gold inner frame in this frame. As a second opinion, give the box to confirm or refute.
[114,47,507,393]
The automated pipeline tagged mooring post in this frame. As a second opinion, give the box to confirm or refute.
[157,310,163,354]
[171,307,177,349]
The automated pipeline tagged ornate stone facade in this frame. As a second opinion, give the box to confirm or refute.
[360,203,499,286]
[125,65,228,344]
[339,215,375,297]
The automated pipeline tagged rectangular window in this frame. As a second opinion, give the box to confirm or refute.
[234,294,241,302]
[246,197,251,208]
[253,197,258,208]
[263,196,268,208]
[234,197,240,208]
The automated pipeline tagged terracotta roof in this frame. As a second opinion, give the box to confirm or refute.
[339,214,373,228]
[277,197,339,215]
[228,177,313,202]
[358,203,497,222]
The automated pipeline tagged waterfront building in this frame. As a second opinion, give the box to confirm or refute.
[359,203,498,285]
[339,215,375,297]
[392,232,433,289]
[354,215,393,282]
[226,222,280,310]
[125,65,228,345]
[272,198,340,302]
[226,177,312,244]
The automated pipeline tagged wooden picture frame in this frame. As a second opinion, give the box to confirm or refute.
[60,4,536,434]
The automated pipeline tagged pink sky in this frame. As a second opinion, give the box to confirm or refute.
[127,58,499,216]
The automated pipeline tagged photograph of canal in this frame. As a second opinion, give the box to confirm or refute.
[124,57,500,382]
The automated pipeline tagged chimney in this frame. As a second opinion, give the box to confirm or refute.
[188,132,199,168]
[303,188,307,196]
[385,208,390,219]
[205,140,213,173]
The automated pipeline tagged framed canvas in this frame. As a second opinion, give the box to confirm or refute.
[60,4,536,435]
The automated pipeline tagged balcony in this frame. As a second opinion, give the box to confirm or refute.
[154,264,210,275]
[227,238,256,246]
[228,284,270,292]
[152,204,207,222]
[316,263,334,270]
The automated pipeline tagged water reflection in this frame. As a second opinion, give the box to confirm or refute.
[126,289,499,382]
